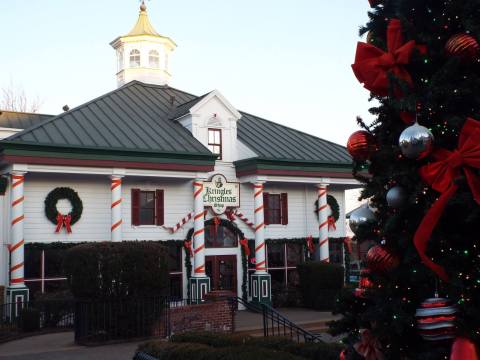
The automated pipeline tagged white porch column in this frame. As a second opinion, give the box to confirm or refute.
[253,182,266,274]
[7,171,29,305]
[190,179,210,301]
[317,183,330,263]
[110,176,123,242]
[251,181,271,304]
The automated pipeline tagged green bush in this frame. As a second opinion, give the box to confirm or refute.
[297,263,344,310]
[19,308,40,332]
[64,241,168,299]
[165,332,344,360]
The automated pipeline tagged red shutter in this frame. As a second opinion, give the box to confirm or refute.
[131,189,140,226]
[281,193,288,225]
[263,192,270,225]
[156,189,164,226]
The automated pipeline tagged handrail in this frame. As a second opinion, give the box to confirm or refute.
[229,297,322,343]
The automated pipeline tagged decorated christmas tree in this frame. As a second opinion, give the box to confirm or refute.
[330,1,480,359]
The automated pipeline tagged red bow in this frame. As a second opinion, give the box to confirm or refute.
[352,19,425,97]
[226,210,236,221]
[213,216,221,235]
[328,216,337,231]
[354,329,385,360]
[306,235,315,254]
[55,213,72,234]
[343,237,353,254]
[184,240,193,257]
[240,238,250,257]
[415,118,480,281]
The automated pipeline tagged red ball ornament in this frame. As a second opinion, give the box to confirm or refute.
[354,269,373,298]
[366,245,399,273]
[450,337,479,360]
[445,33,480,61]
[415,297,457,341]
[347,131,377,161]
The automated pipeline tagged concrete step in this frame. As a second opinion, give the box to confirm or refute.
[235,320,330,337]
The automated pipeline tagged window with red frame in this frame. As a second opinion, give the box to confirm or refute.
[208,129,222,160]
[263,192,288,225]
[131,189,164,226]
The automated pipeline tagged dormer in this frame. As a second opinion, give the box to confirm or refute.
[173,90,242,163]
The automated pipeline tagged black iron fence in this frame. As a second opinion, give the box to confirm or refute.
[0,299,74,340]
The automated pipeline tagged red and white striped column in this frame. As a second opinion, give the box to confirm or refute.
[9,172,26,288]
[317,184,330,263]
[253,181,267,274]
[193,180,206,276]
[110,176,123,242]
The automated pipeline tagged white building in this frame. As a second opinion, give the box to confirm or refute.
[0,3,357,305]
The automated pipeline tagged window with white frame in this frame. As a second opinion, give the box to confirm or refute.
[149,50,160,68]
[129,49,141,68]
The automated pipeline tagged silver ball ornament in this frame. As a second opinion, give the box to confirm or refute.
[386,186,407,208]
[399,123,434,159]
[349,205,377,233]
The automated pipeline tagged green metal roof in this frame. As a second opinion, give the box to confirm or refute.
[2,81,351,168]
[0,110,53,129]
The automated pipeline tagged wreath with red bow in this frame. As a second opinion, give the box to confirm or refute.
[315,195,340,224]
[44,187,83,233]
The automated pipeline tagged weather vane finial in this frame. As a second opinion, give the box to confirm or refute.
[139,0,148,11]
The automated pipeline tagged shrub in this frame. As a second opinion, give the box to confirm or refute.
[166,332,344,360]
[297,263,344,310]
[19,308,40,332]
[64,241,168,299]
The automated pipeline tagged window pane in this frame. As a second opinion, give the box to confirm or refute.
[267,243,285,268]
[270,269,286,288]
[140,192,155,208]
[329,241,343,264]
[205,225,215,248]
[287,269,300,287]
[214,131,221,144]
[248,240,255,269]
[140,209,155,225]
[287,243,303,266]
[213,145,221,155]
[44,249,66,277]
[218,226,236,247]
[208,130,215,144]
[25,248,41,279]
[167,246,182,272]
[168,274,182,299]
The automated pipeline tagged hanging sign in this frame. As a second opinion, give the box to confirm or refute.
[203,174,240,215]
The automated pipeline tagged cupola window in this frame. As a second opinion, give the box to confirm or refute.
[208,128,222,160]
[118,50,124,71]
[149,50,160,68]
[129,49,141,68]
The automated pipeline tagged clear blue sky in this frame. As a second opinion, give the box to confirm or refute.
[0,0,373,146]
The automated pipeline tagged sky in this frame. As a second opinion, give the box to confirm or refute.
[0,0,374,146]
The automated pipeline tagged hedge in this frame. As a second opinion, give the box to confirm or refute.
[298,263,344,311]
[139,332,344,360]
[64,241,168,299]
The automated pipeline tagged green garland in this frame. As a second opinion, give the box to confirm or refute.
[314,195,340,222]
[44,187,83,225]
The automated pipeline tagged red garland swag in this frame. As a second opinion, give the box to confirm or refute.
[239,238,250,256]
[306,235,315,254]
[415,118,480,281]
[352,19,426,97]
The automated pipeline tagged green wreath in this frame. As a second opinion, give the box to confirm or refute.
[315,195,340,222]
[44,187,83,225]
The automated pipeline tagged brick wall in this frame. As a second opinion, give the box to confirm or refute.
[156,291,235,336]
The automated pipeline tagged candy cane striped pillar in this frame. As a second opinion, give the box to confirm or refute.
[189,179,210,302]
[6,171,29,309]
[110,176,123,242]
[316,184,330,263]
[251,181,271,305]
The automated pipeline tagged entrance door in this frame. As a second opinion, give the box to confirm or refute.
[205,255,237,294]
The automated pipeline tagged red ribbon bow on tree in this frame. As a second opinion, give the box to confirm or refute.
[306,235,315,254]
[415,118,480,281]
[354,329,385,360]
[352,19,426,97]
[240,238,250,257]
[184,240,193,257]
[328,216,337,231]
[55,213,72,234]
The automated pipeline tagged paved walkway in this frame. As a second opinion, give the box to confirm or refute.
[0,332,142,360]
[0,308,339,359]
